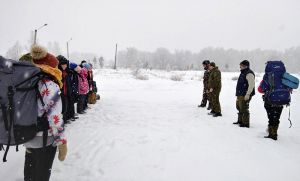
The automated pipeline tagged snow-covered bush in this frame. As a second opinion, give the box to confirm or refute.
[132,69,149,80]
[170,74,183,81]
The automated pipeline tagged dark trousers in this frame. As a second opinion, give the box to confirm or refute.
[67,98,75,118]
[62,95,69,122]
[24,145,57,181]
[77,94,87,113]
[210,90,221,113]
[62,95,76,121]
[264,103,283,126]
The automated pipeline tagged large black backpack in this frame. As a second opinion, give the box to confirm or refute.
[0,56,48,162]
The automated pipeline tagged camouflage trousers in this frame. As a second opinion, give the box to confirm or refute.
[210,90,221,113]
[236,96,251,126]
[201,88,211,107]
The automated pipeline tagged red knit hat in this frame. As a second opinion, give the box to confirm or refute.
[30,45,59,68]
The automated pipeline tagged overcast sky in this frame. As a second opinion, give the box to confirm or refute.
[0,0,300,59]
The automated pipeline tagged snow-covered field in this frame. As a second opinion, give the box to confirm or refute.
[1,69,300,181]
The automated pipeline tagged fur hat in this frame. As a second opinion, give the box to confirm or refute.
[240,60,250,67]
[30,45,59,68]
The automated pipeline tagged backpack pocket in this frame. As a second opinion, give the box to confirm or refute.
[13,124,37,145]
[267,89,291,105]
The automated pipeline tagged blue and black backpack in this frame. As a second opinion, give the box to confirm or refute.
[261,61,291,106]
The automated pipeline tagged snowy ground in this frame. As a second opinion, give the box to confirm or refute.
[1,69,300,181]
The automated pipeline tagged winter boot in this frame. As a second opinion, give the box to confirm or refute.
[208,111,216,115]
[233,113,242,125]
[213,112,222,117]
[198,104,206,108]
[207,103,212,110]
[239,113,250,128]
[264,125,278,140]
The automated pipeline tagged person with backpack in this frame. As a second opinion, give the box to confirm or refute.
[233,60,255,128]
[207,62,222,117]
[258,61,293,140]
[198,60,211,110]
[24,45,67,180]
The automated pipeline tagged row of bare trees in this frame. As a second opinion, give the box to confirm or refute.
[117,47,300,73]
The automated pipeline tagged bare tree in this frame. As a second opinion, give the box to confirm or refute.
[98,57,104,68]
[6,41,23,60]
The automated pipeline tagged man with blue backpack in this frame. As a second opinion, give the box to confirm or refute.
[258,61,299,140]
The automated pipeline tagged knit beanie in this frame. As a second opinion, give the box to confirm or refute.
[57,55,68,65]
[202,60,210,65]
[30,45,59,68]
[240,60,250,67]
[69,62,78,70]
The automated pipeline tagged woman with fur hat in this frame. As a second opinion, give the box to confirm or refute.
[24,45,67,181]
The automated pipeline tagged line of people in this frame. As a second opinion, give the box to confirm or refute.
[198,60,297,141]
[17,45,100,180]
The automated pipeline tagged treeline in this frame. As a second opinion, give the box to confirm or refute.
[4,41,105,69]
[117,47,300,73]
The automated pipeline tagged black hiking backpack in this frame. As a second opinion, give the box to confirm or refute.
[0,56,49,162]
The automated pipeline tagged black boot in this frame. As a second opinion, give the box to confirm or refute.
[213,112,222,117]
[198,104,206,108]
[233,113,242,125]
[208,111,216,115]
[239,124,249,128]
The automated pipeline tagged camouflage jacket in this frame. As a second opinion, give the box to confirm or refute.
[208,67,222,91]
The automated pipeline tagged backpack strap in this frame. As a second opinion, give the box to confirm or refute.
[3,86,15,162]
[0,144,4,151]
[288,106,292,128]
[268,72,275,91]
[0,104,9,130]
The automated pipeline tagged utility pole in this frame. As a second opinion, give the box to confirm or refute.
[114,43,118,69]
[67,38,72,59]
[33,23,48,45]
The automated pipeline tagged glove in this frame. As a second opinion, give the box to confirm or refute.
[244,94,250,101]
[58,144,68,161]
[209,88,213,93]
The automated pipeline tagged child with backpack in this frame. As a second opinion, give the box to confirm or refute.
[258,61,299,140]
[24,45,67,180]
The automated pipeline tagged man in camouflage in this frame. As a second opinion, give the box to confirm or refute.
[207,62,222,117]
[198,60,211,109]
[234,60,255,128]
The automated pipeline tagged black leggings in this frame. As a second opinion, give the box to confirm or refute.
[77,94,87,113]
[264,103,283,126]
[24,145,57,181]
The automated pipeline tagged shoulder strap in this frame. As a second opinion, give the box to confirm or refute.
[268,72,275,91]
[2,86,15,162]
